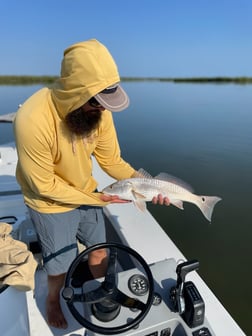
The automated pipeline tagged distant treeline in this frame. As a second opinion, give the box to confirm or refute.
[122,76,252,84]
[172,77,252,84]
[0,75,58,85]
[0,75,252,85]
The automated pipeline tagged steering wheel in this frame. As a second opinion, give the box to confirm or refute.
[62,242,154,335]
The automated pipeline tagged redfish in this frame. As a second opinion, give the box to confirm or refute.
[102,169,221,222]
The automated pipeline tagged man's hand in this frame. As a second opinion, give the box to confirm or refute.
[152,194,170,206]
[100,194,131,203]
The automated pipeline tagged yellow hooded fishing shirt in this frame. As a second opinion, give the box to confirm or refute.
[14,39,135,213]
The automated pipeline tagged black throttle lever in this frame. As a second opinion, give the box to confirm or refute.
[170,259,205,328]
[171,259,199,314]
[176,259,199,285]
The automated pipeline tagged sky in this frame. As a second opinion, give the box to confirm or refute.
[1,0,252,77]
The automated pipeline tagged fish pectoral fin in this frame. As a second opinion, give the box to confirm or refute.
[171,199,184,210]
[134,200,147,212]
[131,190,146,200]
[131,190,147,211]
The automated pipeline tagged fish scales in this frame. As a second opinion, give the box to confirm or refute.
[130,178,193,196]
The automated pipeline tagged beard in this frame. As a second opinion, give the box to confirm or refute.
[65,107,102,136]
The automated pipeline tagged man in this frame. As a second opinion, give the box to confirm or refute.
[14,39,169,329]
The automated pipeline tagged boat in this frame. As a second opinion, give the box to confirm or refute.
[0,114,246,336]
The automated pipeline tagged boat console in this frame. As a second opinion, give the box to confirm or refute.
[63,243,214,336]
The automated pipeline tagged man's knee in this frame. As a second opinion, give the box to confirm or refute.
[89,248,107,262]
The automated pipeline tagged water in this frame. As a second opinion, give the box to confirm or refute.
[0,83,251,335]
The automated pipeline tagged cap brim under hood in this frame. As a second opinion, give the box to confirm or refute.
[94,84,129,112]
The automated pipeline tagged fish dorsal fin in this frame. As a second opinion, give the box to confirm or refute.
[154,173,194,192]
[136,168,153,179]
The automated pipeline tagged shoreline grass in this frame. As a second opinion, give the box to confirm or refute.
[0,75,252,85]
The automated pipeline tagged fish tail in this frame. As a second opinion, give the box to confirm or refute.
[195,196,222,222]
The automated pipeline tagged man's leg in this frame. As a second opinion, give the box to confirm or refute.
[88,248,108,278]
[47,273,67,329]
[28,207,80,329]
[77,206,108,279]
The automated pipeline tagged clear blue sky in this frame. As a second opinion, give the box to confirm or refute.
[1,0,252,77]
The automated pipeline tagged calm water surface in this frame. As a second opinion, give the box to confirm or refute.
[0,83,251,334]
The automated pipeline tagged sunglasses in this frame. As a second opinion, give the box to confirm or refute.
[88,97,103,108]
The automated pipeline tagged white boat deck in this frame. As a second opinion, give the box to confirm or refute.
[0,112,16,122]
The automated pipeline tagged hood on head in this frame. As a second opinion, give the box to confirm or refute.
[51,39,121,119]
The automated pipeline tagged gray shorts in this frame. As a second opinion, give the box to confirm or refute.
[28,205,106,275]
